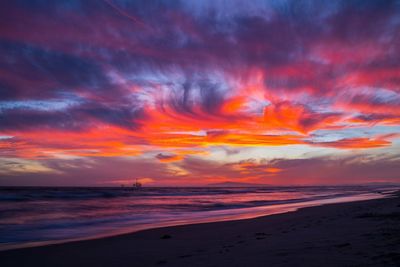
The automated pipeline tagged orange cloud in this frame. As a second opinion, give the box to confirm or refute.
[265,167,282,173]
[0,125,143,158]
[263,101,342,134]
[155,153,184,162]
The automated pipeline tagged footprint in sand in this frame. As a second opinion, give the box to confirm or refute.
[156,260,168,265]
[179,254,193,258]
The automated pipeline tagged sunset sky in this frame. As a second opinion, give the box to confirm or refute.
[0,0,399,186]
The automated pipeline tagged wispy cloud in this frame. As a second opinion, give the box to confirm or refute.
[0,0,399,185]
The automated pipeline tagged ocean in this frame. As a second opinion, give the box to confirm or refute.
[0,185,395,251]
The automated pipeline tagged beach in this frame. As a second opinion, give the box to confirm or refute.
[1,191,399,267]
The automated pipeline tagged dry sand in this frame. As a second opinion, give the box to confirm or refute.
[1,192,400,267]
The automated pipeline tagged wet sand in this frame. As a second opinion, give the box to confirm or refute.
[1,191,400,267]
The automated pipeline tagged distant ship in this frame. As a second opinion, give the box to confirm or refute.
[133,179,142,189]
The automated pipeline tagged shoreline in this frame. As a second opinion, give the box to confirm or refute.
[0,191,390,252]
[1,191,400,266]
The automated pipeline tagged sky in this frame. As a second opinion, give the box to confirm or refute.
[0,0,399,186]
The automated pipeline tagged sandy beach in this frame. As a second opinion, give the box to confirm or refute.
[1,191,399,267]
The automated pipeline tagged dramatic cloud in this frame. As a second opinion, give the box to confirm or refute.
[0,0,399,185]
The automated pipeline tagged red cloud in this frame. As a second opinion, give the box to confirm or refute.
[0,1,400,186]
